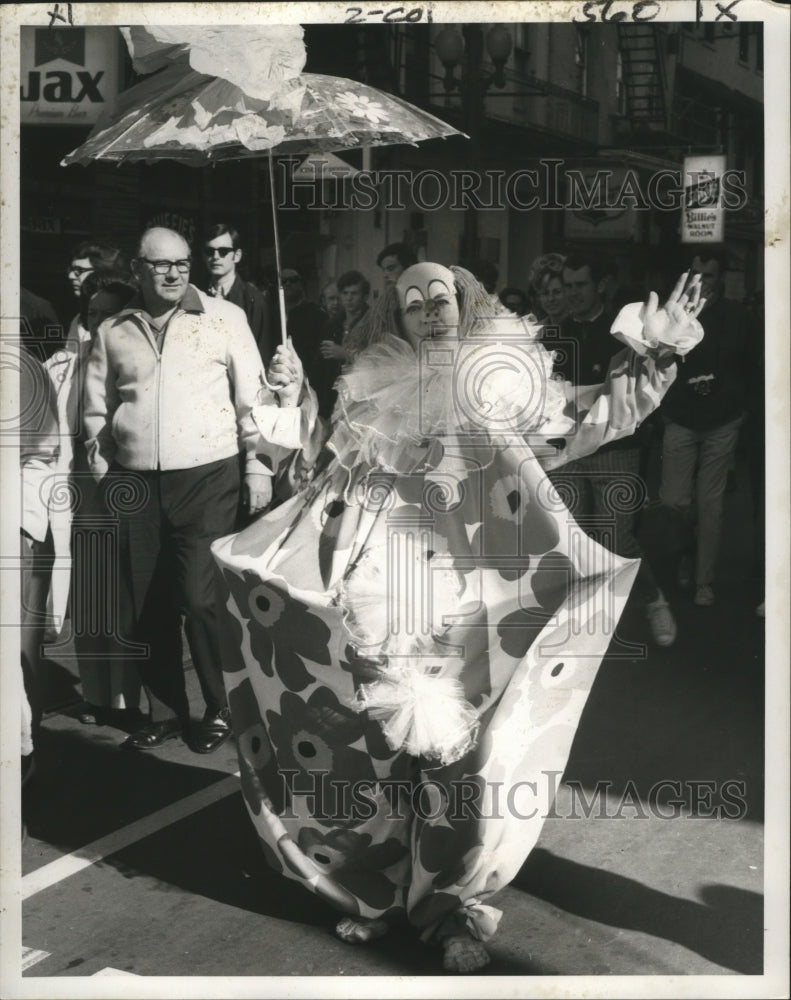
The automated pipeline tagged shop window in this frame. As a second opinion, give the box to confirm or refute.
[515,24,532,77]
[703,24,715,44]
[401,24,430,102]
[733,122,747,173]
[615,50,627,115]
[303,25,360,77]
[574,26,588,97]
[738,24,749,63]
[140,160,201,206]
[752,142,764,198]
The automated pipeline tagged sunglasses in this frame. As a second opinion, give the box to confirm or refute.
[282,276,302,284]
[203,246,236,258]
[68,265,94,277]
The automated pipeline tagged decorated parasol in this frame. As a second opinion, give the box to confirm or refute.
[62,26,467,345]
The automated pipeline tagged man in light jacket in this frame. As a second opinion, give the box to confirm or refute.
[83,227,272,753]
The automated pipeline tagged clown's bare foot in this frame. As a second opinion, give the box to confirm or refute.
[442,933,490,973]
[335,916,389,944]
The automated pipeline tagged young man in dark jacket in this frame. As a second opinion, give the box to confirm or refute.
[203,223,273,363]
[659,249,748,606]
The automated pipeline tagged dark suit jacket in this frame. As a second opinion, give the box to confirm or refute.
[309,307,371,419]
[286,299,330,375]
[221,276,273,363]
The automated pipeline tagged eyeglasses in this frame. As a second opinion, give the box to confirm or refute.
[203,246,236,259]
[68,265,94,277]
[137,258,192,275]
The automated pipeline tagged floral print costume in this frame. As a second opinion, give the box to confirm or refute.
[212,310,685,945]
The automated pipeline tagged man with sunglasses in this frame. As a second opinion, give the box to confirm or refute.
[202,224,272,363]
[83,227,273,755]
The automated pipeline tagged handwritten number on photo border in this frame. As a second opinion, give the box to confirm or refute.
[345,7,431,24]
[574,1,660,22]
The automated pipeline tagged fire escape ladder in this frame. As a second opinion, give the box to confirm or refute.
[617,23,667,127]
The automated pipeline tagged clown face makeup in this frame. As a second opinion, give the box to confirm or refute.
[396,263,460,347]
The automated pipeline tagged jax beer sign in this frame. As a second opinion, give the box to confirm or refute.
[681,155,726,244]
[20,26,122,126]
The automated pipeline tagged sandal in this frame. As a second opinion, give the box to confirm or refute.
[335,916,389,944]
[442,933,490,973]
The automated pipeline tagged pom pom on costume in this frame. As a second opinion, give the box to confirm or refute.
[338,543,474,764]
[352,665,479,765]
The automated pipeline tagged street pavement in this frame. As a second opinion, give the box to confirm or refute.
[15,453,770,987]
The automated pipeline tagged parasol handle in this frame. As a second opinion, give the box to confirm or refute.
[276,284,288,346]
[268,150,288,347]
[254,149,288,397]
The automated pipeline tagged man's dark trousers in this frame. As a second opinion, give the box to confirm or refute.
[112,456,240,724]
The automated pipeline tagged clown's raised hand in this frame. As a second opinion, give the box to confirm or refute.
[613,271,705,358]
[644,271,706,354]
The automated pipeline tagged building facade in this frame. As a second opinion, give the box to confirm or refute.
[19,18,764,327]
[304,20,764,298]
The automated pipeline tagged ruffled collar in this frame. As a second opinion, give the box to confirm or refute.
[327,322,569,476]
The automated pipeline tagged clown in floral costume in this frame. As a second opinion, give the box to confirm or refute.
[212,263,704,972]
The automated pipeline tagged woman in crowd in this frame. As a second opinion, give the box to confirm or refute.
[212,262,704,973]
[529,252,568,328]
[45,271,143,728]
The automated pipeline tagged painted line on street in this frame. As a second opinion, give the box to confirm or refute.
[22,947,50,971]
[22,774,240,901]
[93,968,141,977]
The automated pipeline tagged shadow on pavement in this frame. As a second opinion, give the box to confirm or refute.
[99,793,539,977]
[22,723,234,862]
[565,623,764,821]
[563,492,765,820]
[515,847,763,975]
[88,792,455,976]
[24,724,535,977]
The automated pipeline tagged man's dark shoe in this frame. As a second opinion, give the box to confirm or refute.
[109,706,148,734]
[123,718,182,750]
[191,708,232,755]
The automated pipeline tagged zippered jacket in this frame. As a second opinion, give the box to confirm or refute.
[83,285,270,479]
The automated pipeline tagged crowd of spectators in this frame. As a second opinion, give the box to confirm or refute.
[17,230,763,787]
